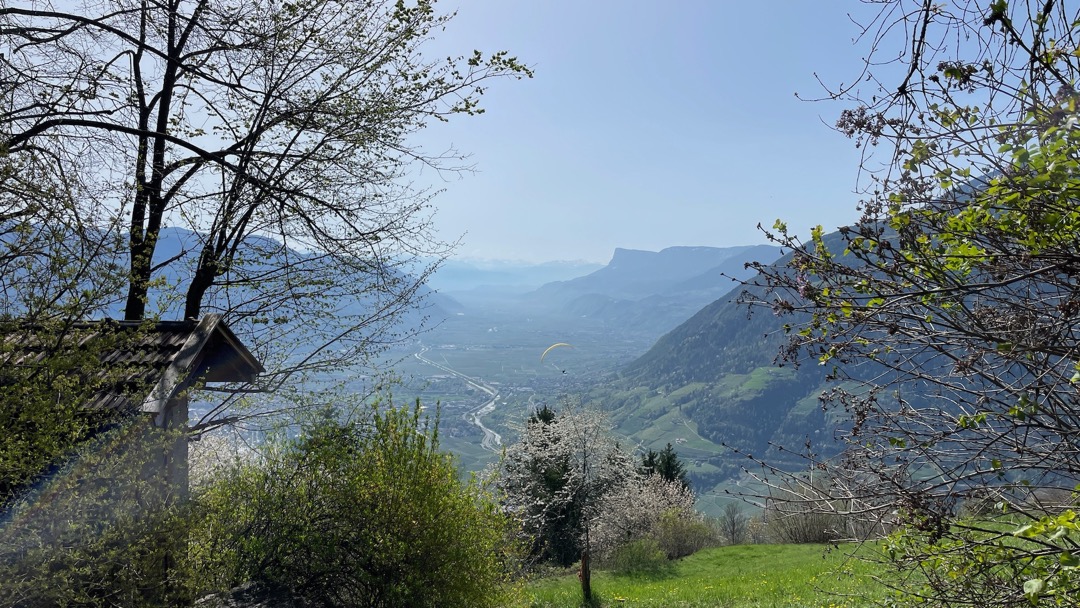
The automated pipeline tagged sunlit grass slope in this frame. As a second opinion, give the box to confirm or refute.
[519,544,886,608]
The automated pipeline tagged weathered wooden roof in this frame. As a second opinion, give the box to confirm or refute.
[0,314,262,414]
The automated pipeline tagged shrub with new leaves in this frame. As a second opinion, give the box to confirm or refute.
[0,420,192,606]
[745,2,1080,604]
[186,402,518,608]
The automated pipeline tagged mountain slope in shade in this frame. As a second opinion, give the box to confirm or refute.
[536,245,780,301]
[597,292,834,487]
[625,230,854,386]
[527,244,783,338]
[595,233,859,491]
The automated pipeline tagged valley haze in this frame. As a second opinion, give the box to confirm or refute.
[399,242,824,516]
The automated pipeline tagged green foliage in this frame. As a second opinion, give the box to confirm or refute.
[878,506,1080,607]
[639,443,690,489]
[0,507,191,606]
[0,420,192,606]
[599,363,829,486]
[604,538,673,577]
[746,3,1080,605]
[186,402,518,608]
[762,96,1080,604]
[654,509,715,558]
[0,385,519,606]
[0,322,135,509]
[0,320,190,605]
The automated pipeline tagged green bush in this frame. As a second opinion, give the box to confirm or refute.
[186,402,520,607]
[0,322,140,510]
[0,508,191,606]
[654,509,714,558]
[605,538,673,577]
[0,421,193,606]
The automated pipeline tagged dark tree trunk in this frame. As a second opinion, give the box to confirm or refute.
[579,548,591,602]
[184,248,218,320]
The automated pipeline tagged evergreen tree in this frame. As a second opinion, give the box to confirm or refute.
[639,443,690,490]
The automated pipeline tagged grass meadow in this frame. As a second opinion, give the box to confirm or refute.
[516,543,888,608]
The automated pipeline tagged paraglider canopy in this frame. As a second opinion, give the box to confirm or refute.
[540,342,572,363]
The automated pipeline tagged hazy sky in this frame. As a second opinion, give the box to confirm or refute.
[414,1,889,263]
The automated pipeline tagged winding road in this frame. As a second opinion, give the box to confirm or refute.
[413,346,502,451]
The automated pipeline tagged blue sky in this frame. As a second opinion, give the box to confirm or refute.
[415,1,887,263]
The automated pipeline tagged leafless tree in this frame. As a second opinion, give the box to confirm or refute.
[0,0,530,429]
[717,502,748,546]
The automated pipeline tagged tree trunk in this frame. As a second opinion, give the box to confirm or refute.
[184,247,219,320]
[579,548,591,602]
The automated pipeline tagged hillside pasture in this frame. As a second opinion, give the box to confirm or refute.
[520,544,886,608]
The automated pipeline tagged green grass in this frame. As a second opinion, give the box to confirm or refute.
[516,544,886,608]
[740,367,796,392]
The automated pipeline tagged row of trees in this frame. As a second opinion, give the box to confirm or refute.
[744,1,1080,605]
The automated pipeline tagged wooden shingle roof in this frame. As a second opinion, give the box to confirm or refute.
[0,314,262,415]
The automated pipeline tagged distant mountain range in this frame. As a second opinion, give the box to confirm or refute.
[427,258,603,294]
[598,231,863,490]
[426,245,783,347]
[523,245,784,338]
[535,245,780,301]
